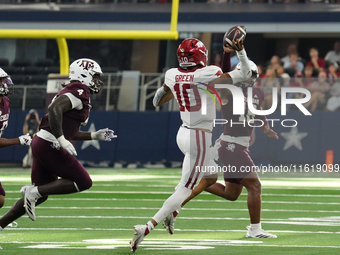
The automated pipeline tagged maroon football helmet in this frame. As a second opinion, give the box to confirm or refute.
[177,38,208,68]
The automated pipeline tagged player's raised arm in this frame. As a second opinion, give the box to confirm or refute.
[153,84,174,107]
[210,39,251,92]
[221,39,251,82]
[221,46,233,73]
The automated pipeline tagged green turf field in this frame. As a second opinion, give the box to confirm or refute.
[0,168,339,254]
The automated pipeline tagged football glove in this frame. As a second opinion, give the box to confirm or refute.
[91,128,117,141]
[57,135,77,156]
[18,133,32,146]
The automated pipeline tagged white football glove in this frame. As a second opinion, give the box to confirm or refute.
[57,135,77,156]
[18,133,32,146]
[91,128,117,141]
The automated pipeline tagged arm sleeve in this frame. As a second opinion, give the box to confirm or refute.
[221,52,231,73]
[153,86,168,107]
[228,49,251,84]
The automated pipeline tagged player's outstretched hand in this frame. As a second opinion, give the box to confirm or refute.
[264,127,279,140]
[18,133,32,146]
[226,38,244,51]
[91,128,117,141]
[57,135,77,156]
[223,45,234,53]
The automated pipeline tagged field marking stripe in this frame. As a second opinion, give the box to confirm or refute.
[5,198,340,205]
[6,190,340,198]
[6,197,340,204]
[3,206,340,213]
[204,244,340,248]
[6,196,340,203]
[3,239,340,248]
[3,181,340,191]
[16,215,340,223]
[3,228,340,234]
[5,196,340,205]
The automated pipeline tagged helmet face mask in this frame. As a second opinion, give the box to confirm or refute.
[0,68,13,96]
[69,58,103,94]
[91,73,103,94]
[177,38,208,68]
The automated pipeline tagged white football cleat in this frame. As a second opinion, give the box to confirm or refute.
[20,185,37,221]
[7,221,18,228]
[130,224,149,253]
[163,210,179,235]
[246,226,277,238]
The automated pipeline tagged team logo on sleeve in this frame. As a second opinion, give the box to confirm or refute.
[226,143,236,152]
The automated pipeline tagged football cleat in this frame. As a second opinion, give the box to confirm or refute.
[130,224,149,253]
[7,221,18,228]
[246,226,277,238]
[20,185,37,221]
[163,210,179,235]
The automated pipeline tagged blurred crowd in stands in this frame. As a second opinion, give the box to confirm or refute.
[214,41,340,112]
[170,38,337,113]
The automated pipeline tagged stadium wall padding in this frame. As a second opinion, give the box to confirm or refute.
[0,110,338,166]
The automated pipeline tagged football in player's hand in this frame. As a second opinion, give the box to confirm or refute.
[223,25,246,48]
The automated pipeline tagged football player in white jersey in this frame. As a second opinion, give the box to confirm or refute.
[130,37,252,252]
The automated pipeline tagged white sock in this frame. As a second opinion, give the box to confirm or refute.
[250,223,261,230]
[147,221,154,231]
[0,226,3,232]
[31,186,42,199]
[152,185,191,223]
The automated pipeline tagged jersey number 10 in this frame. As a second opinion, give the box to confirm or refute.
[174,83,202,112]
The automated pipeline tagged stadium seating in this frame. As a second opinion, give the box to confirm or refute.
[29,74,48,85]
[0,58,9,67]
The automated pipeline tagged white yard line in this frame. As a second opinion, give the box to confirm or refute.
[5,192,340,204]
[2,177,340,187]
[2,205,340,213]
[1,239,339,249]
[2,228,340,235]
[7,189,340,197]
[15,215,340,222]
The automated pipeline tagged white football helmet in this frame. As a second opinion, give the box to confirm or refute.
[69,58,103,94]
[0,67,13,96]
[235,60,259,88]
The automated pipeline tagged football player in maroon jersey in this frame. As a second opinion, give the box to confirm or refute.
[163,46,279,239]
[0,68,32,211]
[0,59,117,231]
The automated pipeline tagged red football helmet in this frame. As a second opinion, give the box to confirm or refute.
[177,38,208,68]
